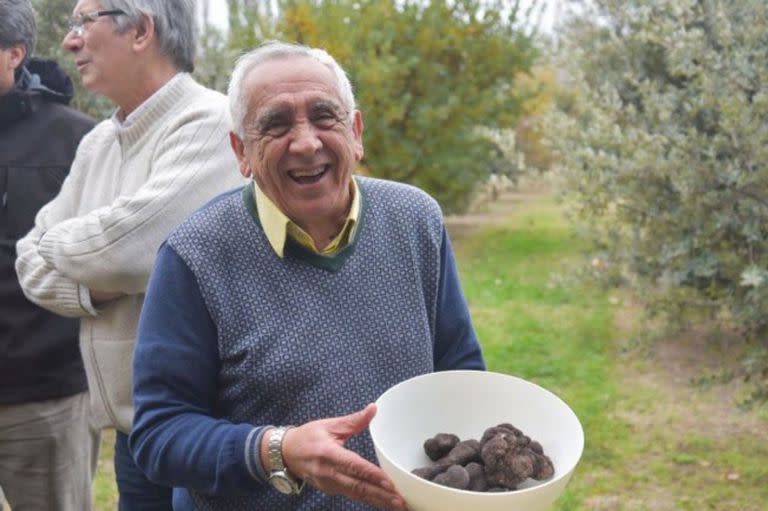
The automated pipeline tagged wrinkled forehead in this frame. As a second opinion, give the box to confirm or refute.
[243,55,344,111]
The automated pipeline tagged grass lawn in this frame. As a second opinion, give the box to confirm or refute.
[90,184,767,510]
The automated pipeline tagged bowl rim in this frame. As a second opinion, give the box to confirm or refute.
[371,370,585,497]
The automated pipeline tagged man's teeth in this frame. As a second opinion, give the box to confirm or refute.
[291,166,326,178]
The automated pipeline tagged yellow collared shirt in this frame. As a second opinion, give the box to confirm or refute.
[253,179,360,258]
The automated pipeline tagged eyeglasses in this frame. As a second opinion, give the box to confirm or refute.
[67,9,126,37]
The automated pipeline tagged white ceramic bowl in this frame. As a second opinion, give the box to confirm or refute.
[369,370,584,511]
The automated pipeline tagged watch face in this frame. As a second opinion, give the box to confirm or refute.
[269,473,296,495]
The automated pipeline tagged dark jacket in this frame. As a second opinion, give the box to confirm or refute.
[0,58,95,404]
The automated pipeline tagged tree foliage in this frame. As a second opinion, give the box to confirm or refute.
[276,0,536,212]
[514,65,558,171]
[31,0,535,212]
[545,0,768,395]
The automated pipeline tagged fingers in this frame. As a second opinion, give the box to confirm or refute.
[322,468,407,511]
[282,416,407,510]
[332,402,377,439]
[307,451,406,510]
[327,443,391,488]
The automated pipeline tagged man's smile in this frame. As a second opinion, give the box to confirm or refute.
[288,164,330,184]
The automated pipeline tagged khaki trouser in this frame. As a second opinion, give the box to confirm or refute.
[0,392,100,511]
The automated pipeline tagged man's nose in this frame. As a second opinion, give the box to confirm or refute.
[289,121,322,155]
[61,30,81,52]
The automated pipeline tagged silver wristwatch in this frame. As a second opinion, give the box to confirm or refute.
[267,426,304,495]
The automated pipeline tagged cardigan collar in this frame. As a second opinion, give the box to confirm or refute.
[111,72,194,147]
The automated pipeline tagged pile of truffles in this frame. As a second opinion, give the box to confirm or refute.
[411,423,554,492]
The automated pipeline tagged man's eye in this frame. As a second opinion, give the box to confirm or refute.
[313,113,339,128]
[263,123,290,136]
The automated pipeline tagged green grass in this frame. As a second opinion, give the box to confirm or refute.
[94,429,117,510]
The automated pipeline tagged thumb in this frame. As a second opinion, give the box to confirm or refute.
[332,403,377,440]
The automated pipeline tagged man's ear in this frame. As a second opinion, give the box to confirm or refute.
[131,12,155,52]
[352,110,364,161]
[7,44,26,71]
[229,132,252,178]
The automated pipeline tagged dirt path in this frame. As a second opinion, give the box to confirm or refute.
[614,313,767,438]
[444,180,553,240]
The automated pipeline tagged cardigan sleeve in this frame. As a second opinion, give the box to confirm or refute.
[34,101,241,295]
[433,227,486,371]
[15,139,99,318]
[130,243,267,494]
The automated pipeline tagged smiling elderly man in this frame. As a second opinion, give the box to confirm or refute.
[129,40,486,510]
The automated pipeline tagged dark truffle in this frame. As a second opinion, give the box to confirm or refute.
[411,464,448,481]
[432,464,470,490]
[465,462,488,492]
[424,433,460,461]
[436,439,481,467]
[480,423,522,444]
[481,434,529,488]
[480,429,554,489]
[411,424,555,493]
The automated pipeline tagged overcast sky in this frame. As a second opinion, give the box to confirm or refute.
[199,0,562,35]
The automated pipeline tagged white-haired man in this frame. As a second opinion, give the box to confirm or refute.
[129,40,486,510]
[15,0,244,508]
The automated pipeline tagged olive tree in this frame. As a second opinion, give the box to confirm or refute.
[545,0,768,398]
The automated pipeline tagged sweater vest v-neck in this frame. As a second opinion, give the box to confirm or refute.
[167,176,443,510]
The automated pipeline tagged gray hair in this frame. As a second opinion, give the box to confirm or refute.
[101,0,196,72]
[0,0,36,66]
[228,40,357,138]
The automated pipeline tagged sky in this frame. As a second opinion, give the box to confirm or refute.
[198,0,563,35]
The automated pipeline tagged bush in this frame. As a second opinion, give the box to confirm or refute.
[544,0,768,398]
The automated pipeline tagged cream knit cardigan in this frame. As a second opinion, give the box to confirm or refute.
[16,73,245,432]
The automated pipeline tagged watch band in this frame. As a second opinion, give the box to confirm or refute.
[267,426,304,495]
[268,426,291,471]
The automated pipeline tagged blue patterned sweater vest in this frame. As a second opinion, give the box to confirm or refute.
[167,176,443,510]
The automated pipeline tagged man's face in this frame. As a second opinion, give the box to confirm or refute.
[61,0,134,98]
[232,55,364,228]
[0,45,24,96]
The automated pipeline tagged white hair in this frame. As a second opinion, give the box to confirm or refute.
[227,40,357,138]
[101,0,197,72]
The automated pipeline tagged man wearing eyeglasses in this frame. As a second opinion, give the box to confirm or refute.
[15,1,244,509]
[129,40,485,511]
[0,1,96,510]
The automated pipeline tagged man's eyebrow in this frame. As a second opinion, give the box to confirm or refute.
[254,107,291,130]
[310,99,345,115]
